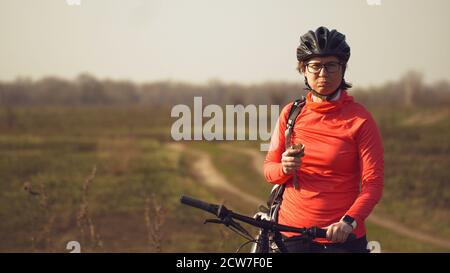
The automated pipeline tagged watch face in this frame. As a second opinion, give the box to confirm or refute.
[343,215,354,224]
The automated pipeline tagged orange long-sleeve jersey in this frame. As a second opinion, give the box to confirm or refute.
[264,90,384,241]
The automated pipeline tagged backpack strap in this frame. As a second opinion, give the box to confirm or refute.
[267,96,307,221]
[285,96,306,144]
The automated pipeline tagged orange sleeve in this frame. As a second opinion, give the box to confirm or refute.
[263,103,294,185]
[346,113,384,224]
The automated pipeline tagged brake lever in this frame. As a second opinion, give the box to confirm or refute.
[205,217,253,239]
[204,217,245,232]
[227,218,254,238]
[204,219,224,225]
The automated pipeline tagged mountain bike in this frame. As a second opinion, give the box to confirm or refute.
[180,195,360,253]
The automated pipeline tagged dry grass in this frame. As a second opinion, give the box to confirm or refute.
[77,165,103,251]
[144,193,165,252]
[23,180,54,251]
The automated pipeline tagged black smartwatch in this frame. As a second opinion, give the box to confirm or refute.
[342,215,357,229]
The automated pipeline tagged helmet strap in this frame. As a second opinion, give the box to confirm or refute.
[304,77,342,101]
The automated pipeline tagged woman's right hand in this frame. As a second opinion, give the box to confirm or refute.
[281,148,302,175]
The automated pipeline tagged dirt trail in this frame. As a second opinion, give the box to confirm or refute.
[166,143,263,208]
[167,142,450,249]
[402,109,450,126]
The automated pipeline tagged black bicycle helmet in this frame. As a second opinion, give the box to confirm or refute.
[297,26,351,100]
[297,26,350,63]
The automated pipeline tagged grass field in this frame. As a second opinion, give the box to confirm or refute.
[0,106,247,252]
[0,105,449,252]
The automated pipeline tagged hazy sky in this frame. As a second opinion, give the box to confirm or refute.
[1,0,449,87]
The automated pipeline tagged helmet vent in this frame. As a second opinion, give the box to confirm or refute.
[318,37,326,49]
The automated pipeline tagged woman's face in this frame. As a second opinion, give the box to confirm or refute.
[303,56,343,95]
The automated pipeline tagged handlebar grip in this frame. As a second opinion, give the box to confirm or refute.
[316,228,357,242]
[315,228,327,238]
[347,233,356,241]
[180,195,219,215]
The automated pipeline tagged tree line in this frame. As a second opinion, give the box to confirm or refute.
[1,71,449,107]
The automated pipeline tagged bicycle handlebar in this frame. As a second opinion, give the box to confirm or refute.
[181,195,221,216]
[181,195,356,241]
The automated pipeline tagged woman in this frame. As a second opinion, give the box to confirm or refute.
[264,26,384,253]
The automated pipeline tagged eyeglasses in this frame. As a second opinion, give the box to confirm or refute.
[305,62,342,74]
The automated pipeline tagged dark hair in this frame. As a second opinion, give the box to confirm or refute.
[297,59,352,90]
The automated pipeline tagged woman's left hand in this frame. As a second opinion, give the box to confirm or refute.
[324,221,353,243]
